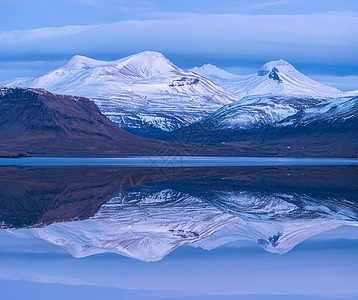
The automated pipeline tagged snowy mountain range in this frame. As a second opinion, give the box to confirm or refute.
[9,51,356,139]
[188,60,357,132]
[9,51,238,137]
[161,60,358,157]
[5,49,358,154]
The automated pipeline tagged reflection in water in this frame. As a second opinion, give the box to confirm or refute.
[0,166,357,262]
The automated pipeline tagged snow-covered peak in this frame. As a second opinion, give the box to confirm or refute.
[192,59,341,98]
[8,51,236,101]
[259,59,292,70]
[257,59,295,81]
[7,51,238,135]
[61,51,178,78]
[192,64,241,80]
[116,50,169,65]
[65,55,104,71]
[110,50,181,78]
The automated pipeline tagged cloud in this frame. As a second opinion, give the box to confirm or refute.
[310,75,358,91]
[0,13,356,64]
[0,12,357,85]
[245,0,294,10]
[0,25,96,43]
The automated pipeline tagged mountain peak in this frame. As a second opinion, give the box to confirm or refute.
[111,50,180,78]
[65,55,103,71]
[262,59,293,69]
[258,59,294,77]
[116,50,170,65]
[134,50,166,58]
[190,59,341,98]
[191,64,240,80]
[197,63,221,71]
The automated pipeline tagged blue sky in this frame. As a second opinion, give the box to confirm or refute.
[0,0,358,90]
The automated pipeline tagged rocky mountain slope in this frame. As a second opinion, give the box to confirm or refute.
[0,87,173,156]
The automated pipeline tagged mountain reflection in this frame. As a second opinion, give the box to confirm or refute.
[0,166,357,261]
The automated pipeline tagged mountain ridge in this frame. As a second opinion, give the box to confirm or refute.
[191,59,342,98]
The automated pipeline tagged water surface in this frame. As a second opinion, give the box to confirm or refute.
[0,165,357,299]
[0,156,357,167]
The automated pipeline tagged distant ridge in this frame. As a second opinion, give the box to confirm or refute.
[192,59,341,98]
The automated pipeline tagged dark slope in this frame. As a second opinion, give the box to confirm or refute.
[169,96,358,157]
[0,87,183,156]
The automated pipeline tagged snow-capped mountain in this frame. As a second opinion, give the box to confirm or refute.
[191,60,341,98]
[175,62,357,140]
[278,95,358,126]
[185,60,346,133]
[184,94,358,132]
[9,51,238,137]
[188,94,324,130]
[7,52,354,142]
[172,94,358,157]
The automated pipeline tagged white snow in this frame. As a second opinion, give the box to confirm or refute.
[285,95,358,125]
[192,59,342,99]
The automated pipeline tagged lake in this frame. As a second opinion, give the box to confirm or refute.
[0,162,357,299]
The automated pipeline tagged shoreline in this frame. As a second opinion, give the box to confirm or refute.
[0,156,357,167]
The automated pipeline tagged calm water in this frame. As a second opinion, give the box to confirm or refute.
[0,156,357,167]
[0,164,358,299]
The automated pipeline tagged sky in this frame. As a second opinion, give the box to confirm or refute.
[0,0,358,90]
[1,226,358,300]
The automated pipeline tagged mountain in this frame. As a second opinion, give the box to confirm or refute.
[9,51,238,137]
[189,60,345,133]
[189,95,358,133]
[191,60,341,98]
[185,95,324,130]
[170,94,358,157]
[0,87,174,156]
[279,95,358,126]
[178,93,357,132]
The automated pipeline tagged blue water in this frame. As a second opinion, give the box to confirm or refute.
[0,163,358,299]
[0,156,357,167]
